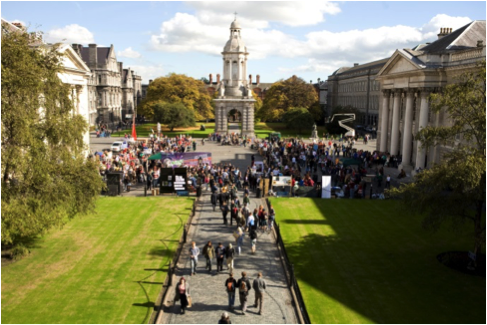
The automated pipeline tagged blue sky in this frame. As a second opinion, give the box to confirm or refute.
[2,1,485,84]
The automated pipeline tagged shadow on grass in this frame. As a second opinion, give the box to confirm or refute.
[277,199,486,324]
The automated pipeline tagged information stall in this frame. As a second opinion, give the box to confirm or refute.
[271,176,292,197]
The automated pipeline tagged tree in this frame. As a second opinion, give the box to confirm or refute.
[139,73,214,121]
[252,89,263,120]
[148,101,195,131]
[282,107,315,134]
[390,61,486,265]
[308,100,324,124]
[259,75,318,121]
[1,24,104,247]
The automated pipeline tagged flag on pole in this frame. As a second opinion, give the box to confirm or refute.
[132,115,137,141]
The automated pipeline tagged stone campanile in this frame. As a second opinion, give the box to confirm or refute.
[214,18,255,137]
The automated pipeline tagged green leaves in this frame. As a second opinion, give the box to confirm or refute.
[1,24,103,246]
[140,73,214,121]
[283,107,315,133]
[259,75,318,122]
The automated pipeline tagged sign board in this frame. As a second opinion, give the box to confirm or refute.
[161,152,212,168]
[254,161,264,175]
[159,168,174,194]
[125,114,133,119]
[143,148,152,155]
[272,176,292,187]
[174,168,188,192]
[322,176,332,198]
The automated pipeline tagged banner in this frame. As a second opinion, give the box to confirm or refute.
[322,175,332,199]
[152,152,212,167]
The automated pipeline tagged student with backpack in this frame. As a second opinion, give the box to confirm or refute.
[249,228,258,254]
[224,273,238,310]
[237,271,252,315]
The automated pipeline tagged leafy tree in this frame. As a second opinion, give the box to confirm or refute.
[308,100,324,124]
[161,102,196,132]
[282,107,315,134]
[390,61,486,265]
[140,73,214,121]
[252,89,263,118]
[259,75,318,121]
[1,24,103,246]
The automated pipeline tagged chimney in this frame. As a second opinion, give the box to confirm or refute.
[209,74,213,84]
[71,44,81,57]
[477,40,484,47]
[354,63,359,67]
[249,74,252,84]
[256,74,260,84]
[149,79,153,84]
[217,74,221,83]
[437,27,451,39]
[118,62,123,74]
[88,44,97,67]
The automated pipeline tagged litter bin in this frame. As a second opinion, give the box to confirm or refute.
[196,186,202,197]
[256,187,262,198]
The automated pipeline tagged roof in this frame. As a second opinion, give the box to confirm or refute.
[230,19,241,29]
[420,20,486,53]
[331,58,389,77]
[80,46,110,63]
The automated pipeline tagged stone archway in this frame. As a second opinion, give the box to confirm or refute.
[214,98,255,137]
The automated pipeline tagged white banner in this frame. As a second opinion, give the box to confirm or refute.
[322,176,332,199]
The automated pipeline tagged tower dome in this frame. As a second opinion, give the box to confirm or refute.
[223,19,247,53]
[230,19,241,29]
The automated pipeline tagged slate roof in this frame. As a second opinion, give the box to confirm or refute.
[420,20,486,53]
[79,46,110,63]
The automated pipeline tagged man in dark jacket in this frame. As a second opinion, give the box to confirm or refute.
[221,201,229,225]
[211,191,218,211]
[215,242,226,272]
[252,272,266,315]
[224,273,237,310]
[237,271,252,315]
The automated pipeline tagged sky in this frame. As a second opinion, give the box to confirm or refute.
[1,1,485,84]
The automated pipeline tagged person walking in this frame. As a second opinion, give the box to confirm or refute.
[236,227,245,255]
[211,191,218,211]
[252,272,266,315]
[215,242,226,272]
[230,203,239,227]
[249,227,258,254]
[189,241,200,276]
[218,312,231,324]
[385,174,391,189]
[268,204,275,233]
[237,271,252,315]
[174,277,191,314]
[203,241,215,272]
[225,243,235,273]
[221,201,229,225]
[224,273,238,310]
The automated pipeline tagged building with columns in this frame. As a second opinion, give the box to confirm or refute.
[72,44,143,126]
[376,20,485,172]
[213,18,256,136]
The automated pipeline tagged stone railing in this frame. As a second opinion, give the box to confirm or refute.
[451,47,484,62]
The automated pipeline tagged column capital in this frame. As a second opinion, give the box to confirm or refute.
[381,89,391,96]
[393,89,402,96]
[419,87,433,98]
[404,88,416,97]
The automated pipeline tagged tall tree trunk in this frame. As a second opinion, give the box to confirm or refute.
[474,200,484,261]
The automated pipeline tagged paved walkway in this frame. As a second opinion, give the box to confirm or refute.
[160,191,298,324]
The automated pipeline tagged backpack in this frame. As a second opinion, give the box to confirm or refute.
[239,280,248,294]
[227,279,235,292]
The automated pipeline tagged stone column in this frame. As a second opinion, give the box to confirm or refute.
[399,89,415,170]
[379,90,390,151]
[390,89,401,156]
[415,89,431,170]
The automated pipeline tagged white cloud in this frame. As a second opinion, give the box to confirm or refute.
[45,24,94,44]
[118,47,142,59]
[189,1,341,27]
[128,64,166,81]
[149,8,473,79]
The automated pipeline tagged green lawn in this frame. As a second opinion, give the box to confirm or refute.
[1,197,194,324]
[272,198,486,324]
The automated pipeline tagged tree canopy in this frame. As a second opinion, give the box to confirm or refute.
[390,61,486,264]
[139,73,214,121]
[258,75,318,121]
[282,107,315,133]
[150,101,196,131]
[1,25,103,246]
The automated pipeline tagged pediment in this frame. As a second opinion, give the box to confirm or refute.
[377,50,424,77]
[60,45,90,73]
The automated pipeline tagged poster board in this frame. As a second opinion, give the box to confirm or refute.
[159,168,174,194]
[174,168,188,192]
[271,176,292,197]
[254,161,264,175]
[321,176,332,199]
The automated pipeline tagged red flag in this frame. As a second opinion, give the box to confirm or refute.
[132,115,137,141]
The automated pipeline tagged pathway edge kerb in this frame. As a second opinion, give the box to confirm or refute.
[153,196,202,324]
[264,198,309,324]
